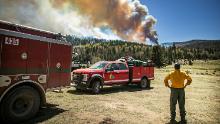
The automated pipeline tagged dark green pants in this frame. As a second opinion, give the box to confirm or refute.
[170,88,186,120]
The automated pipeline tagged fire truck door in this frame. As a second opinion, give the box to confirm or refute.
[48,43,71,88]
[133,67,142,81]
[104,63,119,84]
[108,63,121,84]
[104,64,113,84]
[48,43,61,88]
[0,35,28,75]
[27,40,48,75]
[117,63,129,84]
[58,44,71,87]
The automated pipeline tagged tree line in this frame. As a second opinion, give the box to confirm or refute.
[66,35,220,67]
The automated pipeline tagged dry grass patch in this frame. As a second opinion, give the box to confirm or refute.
[25,60,220,124]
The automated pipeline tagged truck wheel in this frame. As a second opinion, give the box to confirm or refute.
[0,86,40,123]
[92,81,101,94]
[140,78,148,89]
[147,80,151,89]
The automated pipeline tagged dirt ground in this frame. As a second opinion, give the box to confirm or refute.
[25,60,220,124]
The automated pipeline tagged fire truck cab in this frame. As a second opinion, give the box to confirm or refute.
[72,58,154,94]
[0,20,72,123]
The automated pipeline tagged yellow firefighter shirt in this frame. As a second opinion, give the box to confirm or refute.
[164,70,192,88]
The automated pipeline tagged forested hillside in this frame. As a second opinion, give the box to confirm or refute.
[176,40,220,50]
[162,40,220,50]
[66,36,220,67]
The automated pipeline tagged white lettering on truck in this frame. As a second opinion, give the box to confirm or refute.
[5,37,19,46]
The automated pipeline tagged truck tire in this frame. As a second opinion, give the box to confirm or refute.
[92,80,101,94]
[0,86,40,123]
[147,80,151,89]
[140,78,148,89]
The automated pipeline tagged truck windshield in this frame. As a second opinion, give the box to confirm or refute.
[89,61,108,69]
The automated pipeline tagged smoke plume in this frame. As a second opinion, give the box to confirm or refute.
[0,0,158,44]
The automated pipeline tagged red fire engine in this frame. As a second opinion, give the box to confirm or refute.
[0,20,72,123]
[72,57,154,94]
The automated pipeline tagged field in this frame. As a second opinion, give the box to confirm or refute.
[26,60,220,124]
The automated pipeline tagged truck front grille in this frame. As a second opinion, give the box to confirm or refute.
[72,73,83,83]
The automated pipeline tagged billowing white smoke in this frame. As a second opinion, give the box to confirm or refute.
[0,0,158,44]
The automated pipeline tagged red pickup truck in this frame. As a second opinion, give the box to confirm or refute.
[72,58,154,93]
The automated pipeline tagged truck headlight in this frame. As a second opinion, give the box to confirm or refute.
[82,74,88,81]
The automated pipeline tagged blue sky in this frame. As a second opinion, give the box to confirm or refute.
[142,0,220,43]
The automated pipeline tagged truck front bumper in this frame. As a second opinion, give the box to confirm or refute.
[72,73,91,90]
[73,80,90,90]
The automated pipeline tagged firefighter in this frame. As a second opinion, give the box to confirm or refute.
[164,63,192,124]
